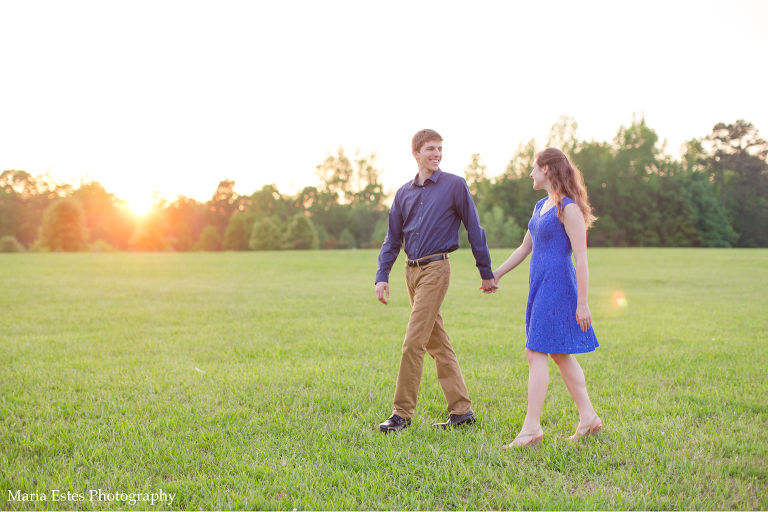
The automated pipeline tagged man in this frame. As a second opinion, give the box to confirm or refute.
[375,128,497,433]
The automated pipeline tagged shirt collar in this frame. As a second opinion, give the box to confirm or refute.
[410,168,443,187]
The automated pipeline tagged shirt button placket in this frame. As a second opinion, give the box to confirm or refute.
[416,186,425,257]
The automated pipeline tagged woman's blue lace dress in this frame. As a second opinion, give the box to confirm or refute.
[525,196,599,354]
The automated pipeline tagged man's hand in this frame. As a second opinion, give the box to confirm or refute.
[376,282,390,305]
[480,278,498,294]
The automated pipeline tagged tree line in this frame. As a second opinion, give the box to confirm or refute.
[471,117,766,249]
[1,117,766,253]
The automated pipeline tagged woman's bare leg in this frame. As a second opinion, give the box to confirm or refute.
[549,353,599,428]
[519,348,549,434]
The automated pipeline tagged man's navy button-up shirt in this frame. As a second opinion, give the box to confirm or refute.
[375,168,494,283]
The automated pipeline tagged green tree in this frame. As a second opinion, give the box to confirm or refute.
[704,120,768,247]
[476,115,760,248]
[679,140,738,247]
[369,217,388,246]
[194,225,222,251]
[0,171,28,243]
[250,217,281,251]
[316,147,355,202]
[315,224,331,248]
[223,214,254,250]
[283,214,319,250]
[338,228,356,249]
[0,235,25,252]
[294,185,344,236]
[158,195,208,251]
[1,170,72,247]
[346,205,387,249]
[484,139,545,230]
[249,184,298,221]
[311,148,388,244]
[458,224,469,248]
[348,151,386,207]
[546,115,579,155]
[574,116,692,247]
[37,198,89,252]
[71,181,136,249]
[207,180,244,236]
[570,140,619,246]
[464,153,487,196]
[606,115,664,246]
[482,206,523,248]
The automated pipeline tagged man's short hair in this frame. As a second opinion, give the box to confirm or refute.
[412,129,443,153]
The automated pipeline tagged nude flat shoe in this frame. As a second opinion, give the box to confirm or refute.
[503,429,544,449]
[568,416,602,441]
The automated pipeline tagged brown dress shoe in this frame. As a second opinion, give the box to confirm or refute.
[379,414,411,433]
[432,410,476,428]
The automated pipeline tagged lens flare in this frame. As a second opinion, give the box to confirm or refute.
[612,290,628,308]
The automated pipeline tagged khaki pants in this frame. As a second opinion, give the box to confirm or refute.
[392,257,472,419]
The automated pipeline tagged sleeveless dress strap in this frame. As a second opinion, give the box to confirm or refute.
[558,196,575,211]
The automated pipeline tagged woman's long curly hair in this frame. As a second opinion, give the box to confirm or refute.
[536,147,596,230]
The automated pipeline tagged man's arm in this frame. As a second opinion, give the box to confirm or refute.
[375,192,404,304]
[455,179,496,292]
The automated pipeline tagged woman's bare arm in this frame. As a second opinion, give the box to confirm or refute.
[562,203,591,332]
[493,229,533,283]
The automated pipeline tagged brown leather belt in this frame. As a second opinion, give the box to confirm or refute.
[406,253,449,267]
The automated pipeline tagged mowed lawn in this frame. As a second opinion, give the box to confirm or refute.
[0,249,766,510]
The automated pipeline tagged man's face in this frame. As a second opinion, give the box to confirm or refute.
[413,140,442,172]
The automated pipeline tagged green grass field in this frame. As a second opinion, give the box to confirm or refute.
[1,249,766,510]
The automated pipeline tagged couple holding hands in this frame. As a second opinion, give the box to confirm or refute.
[374,129,601,448]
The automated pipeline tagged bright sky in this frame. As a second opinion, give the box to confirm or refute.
[2,1,767,213]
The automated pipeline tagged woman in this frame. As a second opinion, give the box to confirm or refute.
[493,147,601,448]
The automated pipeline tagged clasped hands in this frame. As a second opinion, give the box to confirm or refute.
[376,276,498,305]
[479,277,498,294]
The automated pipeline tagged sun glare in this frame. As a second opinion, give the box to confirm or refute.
[127,197,154,217]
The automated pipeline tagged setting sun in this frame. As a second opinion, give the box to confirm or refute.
[127,197,154,216]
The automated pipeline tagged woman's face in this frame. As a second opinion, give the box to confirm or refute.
[530,161,549,190]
